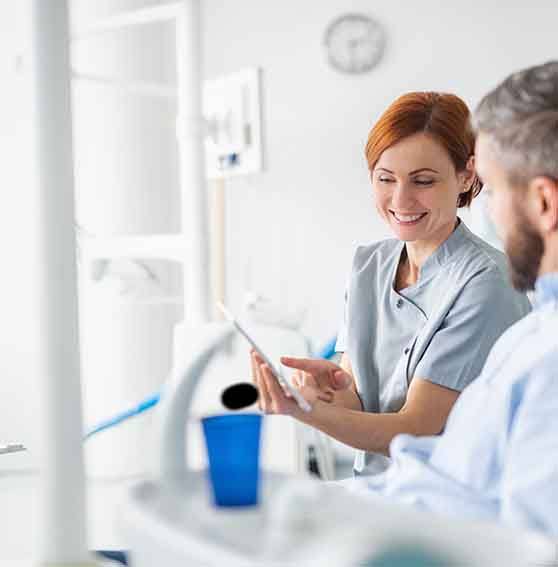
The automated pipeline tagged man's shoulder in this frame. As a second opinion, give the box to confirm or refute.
[485,306,558,381]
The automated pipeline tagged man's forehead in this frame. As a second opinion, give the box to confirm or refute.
[475,132,502,174]
[474,132,492,155]
[474,133,491,177]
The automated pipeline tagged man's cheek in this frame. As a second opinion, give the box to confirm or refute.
[489,198,508,239]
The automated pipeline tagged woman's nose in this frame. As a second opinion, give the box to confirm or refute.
[390,183,415,209]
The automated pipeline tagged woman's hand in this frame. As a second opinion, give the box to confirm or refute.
[250,351,353,415]
[280,356,353,393]
[250,350,323,415]
[291,369,334,403]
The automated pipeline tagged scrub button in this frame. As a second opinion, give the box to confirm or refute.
[396,298,404,309]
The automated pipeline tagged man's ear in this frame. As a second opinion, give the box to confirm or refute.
[528,176,558,233]
[459,156,476,194]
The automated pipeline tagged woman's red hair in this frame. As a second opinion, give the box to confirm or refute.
[365,92,482,207]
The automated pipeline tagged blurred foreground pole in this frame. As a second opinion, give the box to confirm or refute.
[30,0,96,564]
[176,0,211,325]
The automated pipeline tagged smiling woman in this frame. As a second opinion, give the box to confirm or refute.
[251,91,532,477]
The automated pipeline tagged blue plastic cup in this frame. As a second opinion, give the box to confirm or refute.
[201,413,262,507]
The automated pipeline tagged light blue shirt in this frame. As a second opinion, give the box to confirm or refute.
[336,220,530,474]
[350,274,558,536]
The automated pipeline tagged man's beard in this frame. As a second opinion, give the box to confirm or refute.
[505,208,544,292]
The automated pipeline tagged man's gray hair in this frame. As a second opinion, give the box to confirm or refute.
[474,61,558,185]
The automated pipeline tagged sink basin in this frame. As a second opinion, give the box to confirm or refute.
[122,471,304,566]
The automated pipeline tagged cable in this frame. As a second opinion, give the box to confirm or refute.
[84,394,160,440]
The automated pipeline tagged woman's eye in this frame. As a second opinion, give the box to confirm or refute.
[414,178,434,186]
[378,177,394,183]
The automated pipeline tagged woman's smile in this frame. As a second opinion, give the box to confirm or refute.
[390,210,428,225]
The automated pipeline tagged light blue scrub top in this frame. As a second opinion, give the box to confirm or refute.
[351,274,558,536]
[336,220,531,475]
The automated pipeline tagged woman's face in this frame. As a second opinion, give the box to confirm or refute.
[372,132,471,244]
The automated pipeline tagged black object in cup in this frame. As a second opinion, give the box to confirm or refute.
[221,382,259,410]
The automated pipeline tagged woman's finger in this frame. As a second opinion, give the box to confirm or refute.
[280,356,351,391]
[252,353,271,411]
[317,389,334,403]
[259,373,272,413]
[280,356,334,374]
[301,371,313,387]
[250,349,259,384]
[261,363,292,414]
[291,370,303,388]
[250,351,262,410]
[332,370,352,389]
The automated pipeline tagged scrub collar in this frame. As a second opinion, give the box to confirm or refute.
[407,218,468,282]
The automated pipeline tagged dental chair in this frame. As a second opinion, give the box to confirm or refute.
[119,323,558,566]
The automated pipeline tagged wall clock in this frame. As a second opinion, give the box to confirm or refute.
[323,13,386,75]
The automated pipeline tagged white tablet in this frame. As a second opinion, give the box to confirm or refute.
[217,302,312,413]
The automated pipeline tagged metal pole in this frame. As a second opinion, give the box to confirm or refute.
[30,0,96,564]
[211,177,226,319]
[176,0,211,325]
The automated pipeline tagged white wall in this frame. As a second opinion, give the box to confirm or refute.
[200,0,558,347]
[1,0,557,467]
[0,1,42,467]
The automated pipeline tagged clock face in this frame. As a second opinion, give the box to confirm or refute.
[324,14,385,75]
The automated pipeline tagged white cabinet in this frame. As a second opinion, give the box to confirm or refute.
[72,1,210,477]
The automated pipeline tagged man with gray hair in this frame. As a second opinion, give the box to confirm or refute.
[340,61,558,537]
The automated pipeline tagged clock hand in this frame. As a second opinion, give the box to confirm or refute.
[348,38,359,71]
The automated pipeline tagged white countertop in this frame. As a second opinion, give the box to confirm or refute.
[0,469,133,563]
